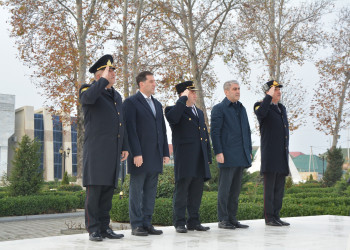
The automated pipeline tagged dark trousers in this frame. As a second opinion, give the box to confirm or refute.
[217,167,244,223]
[263,172,286,222]
[129,172,159,229]
[85,185,114,233]
[173,177,204,228]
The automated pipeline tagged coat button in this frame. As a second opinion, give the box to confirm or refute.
[201,138,202,141]
[120,123,122,126]
[199,126,201,130]
[118,112,120,115]
[204,128,206,130]
[285,136,287,139]
[284,125,286,128]
[115,102,117,105]
[205,139,207,142]
[118,134,120,138]
[189,118,191,121]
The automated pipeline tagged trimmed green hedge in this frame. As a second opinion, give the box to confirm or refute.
[110,188,350,225]
[0,191,85,217]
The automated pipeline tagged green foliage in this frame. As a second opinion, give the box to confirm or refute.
[61,171,69,185]
[8,135,43,196]
[204,147,219,191]
[0,193,84,217]
[324,147,344,186]
[285,176,293,189]
[157,166,175,198]
[57,184,83,192]
[110,182,350,225]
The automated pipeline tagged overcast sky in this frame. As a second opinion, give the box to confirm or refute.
[0,1,349,156]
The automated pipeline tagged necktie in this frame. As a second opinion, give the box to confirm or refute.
[192,106,198,117]
[146,97,156,117]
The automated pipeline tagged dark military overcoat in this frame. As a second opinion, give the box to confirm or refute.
[165,96,211,182]
[254,95,289,175]
[79,78,128,187]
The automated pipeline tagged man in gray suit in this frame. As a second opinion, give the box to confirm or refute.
[211,80,252,230]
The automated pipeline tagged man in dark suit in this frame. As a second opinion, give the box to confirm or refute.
[211,80,252,230]
[254,80,290,227]
[79,55,129,241]
[123,71,170,236]
[165,81,211,233]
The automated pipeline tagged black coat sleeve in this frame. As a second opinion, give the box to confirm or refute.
[79,78,109,105]
[165,96,188,125]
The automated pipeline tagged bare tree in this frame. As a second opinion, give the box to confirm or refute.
[3,0,119,183]
[310,7,350,149]
[151,0,238,125]
[228,0,331,131]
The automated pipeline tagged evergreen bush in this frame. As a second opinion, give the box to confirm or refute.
[8,135,43,196]
[324,147,344,186]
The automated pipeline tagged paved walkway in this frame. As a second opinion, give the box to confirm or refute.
[0,216,349,250]
[0,210,130,242]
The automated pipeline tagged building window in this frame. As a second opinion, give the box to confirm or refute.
[52,115,62,179]
[34,114,44,171]
[71,118,77,176]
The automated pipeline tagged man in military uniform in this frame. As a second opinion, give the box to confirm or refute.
[254,80,290,227]
[79,55,129,241]
[165,81,211,233]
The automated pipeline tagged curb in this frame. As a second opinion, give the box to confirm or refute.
[0,211,85,223]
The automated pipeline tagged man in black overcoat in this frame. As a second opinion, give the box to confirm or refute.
[165,81,211,233]
[123,71,170,236]
[254,80,290,227]
[79,55,129,241]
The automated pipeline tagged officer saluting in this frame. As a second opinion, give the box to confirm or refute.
[165,81,211,233]
[79,55,129,241]
[254,80,290,227]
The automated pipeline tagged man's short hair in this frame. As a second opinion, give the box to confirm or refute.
[136,71,153,87]
[223,80,239,91]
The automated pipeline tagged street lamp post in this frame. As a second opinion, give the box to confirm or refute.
[59,146,71,179]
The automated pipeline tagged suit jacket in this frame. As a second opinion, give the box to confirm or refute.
[211,97,252,168]
[123,91,169,175]
[254,95,289,175]
[79,78,129,188]
[165,96,211,182]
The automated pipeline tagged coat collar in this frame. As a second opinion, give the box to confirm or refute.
[136,91,157,118]
[223,97,241,107]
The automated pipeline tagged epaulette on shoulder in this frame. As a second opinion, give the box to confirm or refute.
[79,84,91,94]
[254,101,262,111]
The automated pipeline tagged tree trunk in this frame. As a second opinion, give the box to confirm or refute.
[122,0,129,98]
[268,0,276,79]
[332,72,350,149]
[131,0,144,95]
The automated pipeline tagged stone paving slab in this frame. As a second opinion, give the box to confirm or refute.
[0,216,349,250]
[0,212,130,242]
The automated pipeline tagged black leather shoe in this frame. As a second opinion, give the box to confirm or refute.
[101,228,124,239]
[144,225,163,235]
[218,221,235,229]
[265,219,282,226]
[175,225,188,233]
[132,226,148,236]
[89,232,103,241]
[187,224,210,231]
[233,222,249,228]
[275,218,290,226]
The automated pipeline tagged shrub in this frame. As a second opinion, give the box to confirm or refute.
[61,171,69,185]
[156,166,175,198]
[57,184,83,192]
[324,147,344,187]
[8,135,43,196]
[0,195,81,217]
[285,176,293,189]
